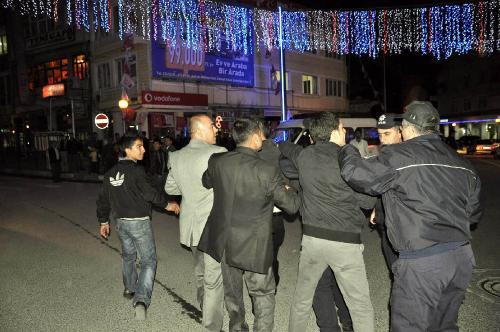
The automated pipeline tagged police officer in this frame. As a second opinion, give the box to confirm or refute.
[339,101,481,332]
[370,113,402,276]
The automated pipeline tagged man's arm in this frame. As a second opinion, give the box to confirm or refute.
[339,144,396,196]
[279,157,299,179]
[165,157,181,195]
[202,155,216,189]
[269,167,301,215]
[96,184,111,238]
[466,175,482,225]
[278,141,303,169]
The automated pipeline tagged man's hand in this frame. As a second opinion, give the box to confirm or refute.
[166,202,180,215]
[369,209,376,225]
[100,223,110,239]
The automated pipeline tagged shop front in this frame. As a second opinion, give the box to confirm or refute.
[137,90,209,139]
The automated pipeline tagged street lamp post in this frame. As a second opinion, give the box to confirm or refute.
[118,89,129,134]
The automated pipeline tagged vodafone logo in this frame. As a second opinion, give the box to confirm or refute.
[144,93,153,103]
[141,90,208,107]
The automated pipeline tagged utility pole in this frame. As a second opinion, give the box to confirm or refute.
[278,5,287,121]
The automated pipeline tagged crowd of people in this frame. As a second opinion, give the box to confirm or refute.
[96,101,482,332]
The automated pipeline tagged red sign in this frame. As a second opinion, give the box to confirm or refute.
[94,113,109,129]
[42,84,65,98]
[141,90,208,107]
[150,113,174,128]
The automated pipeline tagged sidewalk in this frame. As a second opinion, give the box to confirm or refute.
[1,150,104,183]
[0,168,103,183]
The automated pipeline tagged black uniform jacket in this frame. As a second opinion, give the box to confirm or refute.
[198,146,300,274]
[339,134,482,252]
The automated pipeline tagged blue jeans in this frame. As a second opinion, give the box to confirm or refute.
[116,217,157,307]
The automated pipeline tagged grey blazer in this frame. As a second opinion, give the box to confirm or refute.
[165,139,227,247]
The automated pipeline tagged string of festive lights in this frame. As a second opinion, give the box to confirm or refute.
[1,0,499,59]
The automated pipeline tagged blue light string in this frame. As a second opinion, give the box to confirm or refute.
[421,7,428,54]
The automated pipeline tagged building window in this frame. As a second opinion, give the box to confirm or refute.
[275,71,289,90]
[326,79,346,97]
[0,33,7,55]
[326,79,335,96]
[98,63,112,89]
[0,75,10,105]
[116,55,137,87]
[302,75,317,95]
[28,58,69,89]
[73,55,89,80]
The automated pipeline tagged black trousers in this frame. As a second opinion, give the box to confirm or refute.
[391,244,475,332]
[376,223,398,275]
[271,213,285,288]
[313,268,353,332]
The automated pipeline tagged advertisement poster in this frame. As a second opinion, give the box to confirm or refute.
[152,36,254,87]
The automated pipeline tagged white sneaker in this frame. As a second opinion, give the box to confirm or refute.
[134,302,147,321]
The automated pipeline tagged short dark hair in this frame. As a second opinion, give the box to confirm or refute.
[258,119,272,139]
[232,118,263,145]
[309,112,340,142]
[118,132,142,157]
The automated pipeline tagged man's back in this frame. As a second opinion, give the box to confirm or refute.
[165,139,227,247]
[199,147,299,273]
[379,134,481,251]
[281,141,372,236]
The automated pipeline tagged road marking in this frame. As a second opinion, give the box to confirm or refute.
[37,204,202,324]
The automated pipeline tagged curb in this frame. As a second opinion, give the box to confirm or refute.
[0,169,103,183]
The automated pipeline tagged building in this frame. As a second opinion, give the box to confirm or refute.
[434,54,500,140]
[93,13,350,138]
[1,2,350,142]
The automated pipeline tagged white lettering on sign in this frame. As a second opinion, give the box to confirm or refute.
[155,95,180,103]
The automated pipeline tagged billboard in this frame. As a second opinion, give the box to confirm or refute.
[152,38,254,87]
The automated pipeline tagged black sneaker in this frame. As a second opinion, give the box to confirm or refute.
[134,302,147,321]
[123,289,135,300]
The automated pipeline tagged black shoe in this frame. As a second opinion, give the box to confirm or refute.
[123,289,135,300]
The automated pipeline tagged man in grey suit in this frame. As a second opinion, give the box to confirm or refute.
[165,114,227,331]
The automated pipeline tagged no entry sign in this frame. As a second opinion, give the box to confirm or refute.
[94,113,109,129]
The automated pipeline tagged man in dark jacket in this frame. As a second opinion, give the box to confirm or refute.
[96,133,179,320]
[339,101,482,332]
[282,112,376,332]
[257,121,287,289]
[370,113,402,275]
[198,118,300,332]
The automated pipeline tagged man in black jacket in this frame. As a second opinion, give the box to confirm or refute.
[282,112,376,332]
[257,121,288,289]
[340,101,482,332]
[198,118,300,332]
[96,133,179,320]
[370,113,402,275]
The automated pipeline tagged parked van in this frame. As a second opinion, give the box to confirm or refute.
[272,117,380,155]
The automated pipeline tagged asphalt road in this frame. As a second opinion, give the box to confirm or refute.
[0,157,499,332]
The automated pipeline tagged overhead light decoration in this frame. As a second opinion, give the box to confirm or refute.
[2,0,499,59]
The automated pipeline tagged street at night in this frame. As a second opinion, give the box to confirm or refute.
[1,156,499,332]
